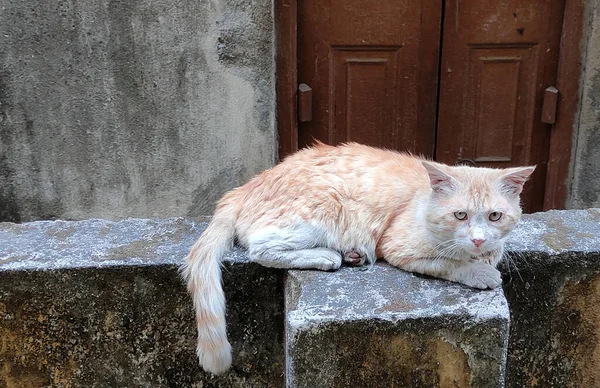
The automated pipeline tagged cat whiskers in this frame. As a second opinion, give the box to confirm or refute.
[502,250,526,283]
[432,241,462,262]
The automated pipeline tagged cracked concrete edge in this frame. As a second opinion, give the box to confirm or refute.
[284,264,510,387]
[285,264,509,330]
[1,209,598,272]
[0,217,247,271]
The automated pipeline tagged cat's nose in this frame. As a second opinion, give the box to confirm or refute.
[471,238,486,247]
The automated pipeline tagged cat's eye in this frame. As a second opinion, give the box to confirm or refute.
[489,212,503,221]
[454,211,468,220]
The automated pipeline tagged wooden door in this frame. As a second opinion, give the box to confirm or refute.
[297,0,442,156]
[287,0,576,212]
[435,0,565,212]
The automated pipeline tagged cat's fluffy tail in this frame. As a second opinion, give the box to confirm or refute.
[180,202,237,375]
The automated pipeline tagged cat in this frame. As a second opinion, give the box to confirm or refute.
[181,142,535,375]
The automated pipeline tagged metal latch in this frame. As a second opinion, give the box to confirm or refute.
[541,86,558,124]
[298,83,312,122]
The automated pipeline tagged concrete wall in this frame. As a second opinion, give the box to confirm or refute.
[2,210,600,387]
[571,0,600,209]
[1,0,599,221]
[0,218,285,387]
[0,0,275,222]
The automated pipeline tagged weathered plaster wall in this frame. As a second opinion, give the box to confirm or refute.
[0,0,598,219]
[0,0,275,222]
[571,0,600,208]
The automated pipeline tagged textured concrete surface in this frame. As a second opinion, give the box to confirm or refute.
[0,0,275,222]
[0,217,250,271]
[2,211,600,387]
[283,209,600,388]
[501,209,600,388]
[571,1,600,208]
[286,264,510,388]
[505,208,600,254]
[0,219,284,387]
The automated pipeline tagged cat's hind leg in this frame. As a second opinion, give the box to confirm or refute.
[247,225,342,271]
[253,247,342,271]
[342,248,368,266]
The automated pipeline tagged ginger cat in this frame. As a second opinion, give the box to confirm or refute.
[181,142,535,374]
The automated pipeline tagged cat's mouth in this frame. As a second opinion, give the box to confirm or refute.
[470,250,495,260]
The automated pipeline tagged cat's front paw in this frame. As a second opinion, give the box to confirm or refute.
[458,262,502,289]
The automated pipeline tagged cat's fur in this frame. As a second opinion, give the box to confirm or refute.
[181,142,535,375]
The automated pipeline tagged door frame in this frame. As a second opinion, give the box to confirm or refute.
[275,0,298,161]
[275,0,584,210]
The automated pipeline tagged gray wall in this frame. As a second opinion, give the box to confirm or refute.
[571,0,600,209]
[0,0,275,222]
[2,0,600,221]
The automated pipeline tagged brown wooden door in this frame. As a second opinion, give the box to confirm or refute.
[297,0,442,156]
[292,0,568,212]
[435,0,565,212]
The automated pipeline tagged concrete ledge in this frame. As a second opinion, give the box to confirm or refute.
[504,209,600,254]
[0,218,284,387]
[1,210,600,387]
[500,209,600,388]
[0,218,247,271]
[285,264,509,388]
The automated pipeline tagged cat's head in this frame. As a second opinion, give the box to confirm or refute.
[421,161,535,260]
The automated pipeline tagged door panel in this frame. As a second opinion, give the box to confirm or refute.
[332,48,399,146]
[463,45,538,165]
[298,0,442,156]
[436,0,565,212]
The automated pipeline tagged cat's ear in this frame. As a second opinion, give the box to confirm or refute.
[422,161,456,193]
[500,166,536,195]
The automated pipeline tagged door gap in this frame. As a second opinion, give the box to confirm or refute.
[432,0,446,161]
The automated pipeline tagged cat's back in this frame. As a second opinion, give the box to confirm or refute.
[229,142,430,241]
[237,142,429,203]
[282,142,424,176]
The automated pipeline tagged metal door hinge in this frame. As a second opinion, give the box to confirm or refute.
[298,83,312,122]
[541,86,558,124]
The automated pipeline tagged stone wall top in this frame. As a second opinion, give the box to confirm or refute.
[507,209,600,254]
[1,209,599,272]
[0,217,247,271]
